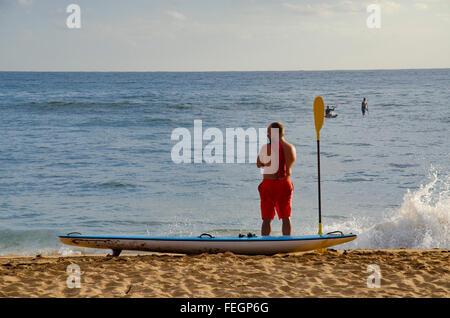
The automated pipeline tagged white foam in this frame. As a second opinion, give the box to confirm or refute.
[58,246,83,256]
[330,167,449,249]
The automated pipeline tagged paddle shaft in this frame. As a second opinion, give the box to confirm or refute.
[316,140,322,226]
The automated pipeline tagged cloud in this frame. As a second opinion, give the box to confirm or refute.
[18,0,33,6]
[282,1,361,17]
[378,1,402,14]
[414,3,428,10]
[167,10,187,21]
[282,3,318,16]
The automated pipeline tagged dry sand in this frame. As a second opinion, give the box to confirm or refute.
[0,249,448,298]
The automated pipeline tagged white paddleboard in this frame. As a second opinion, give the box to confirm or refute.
[59,232,357,256]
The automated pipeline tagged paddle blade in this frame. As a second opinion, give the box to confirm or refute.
[313,96,325,140]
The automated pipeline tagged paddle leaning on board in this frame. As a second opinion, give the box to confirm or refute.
[314,96,328,253]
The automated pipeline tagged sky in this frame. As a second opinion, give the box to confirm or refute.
[0,0,449,71]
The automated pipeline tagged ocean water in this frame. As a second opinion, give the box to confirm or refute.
[0,69,448,255]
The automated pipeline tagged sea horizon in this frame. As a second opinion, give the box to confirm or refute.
[1,67,449,73]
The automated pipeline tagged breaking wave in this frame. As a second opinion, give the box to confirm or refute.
[332,167,449,249]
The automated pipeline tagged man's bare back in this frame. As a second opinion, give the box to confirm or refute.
[256,122,296,236]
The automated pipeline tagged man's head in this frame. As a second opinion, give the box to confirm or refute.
[267,122,284,141]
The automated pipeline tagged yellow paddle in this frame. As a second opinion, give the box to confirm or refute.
[313,96,326,253]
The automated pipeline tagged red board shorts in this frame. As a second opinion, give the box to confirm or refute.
[258,178,294,220]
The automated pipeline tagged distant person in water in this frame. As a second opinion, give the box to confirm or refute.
[325,105,336,117]
[362,97,368,116]
[256,122,296,236]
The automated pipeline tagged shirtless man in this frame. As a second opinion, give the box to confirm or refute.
[256,122,296,236]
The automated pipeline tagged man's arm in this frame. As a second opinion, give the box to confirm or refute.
[285,144,296,172]
[257,155,264,168]
[257,144,268,168]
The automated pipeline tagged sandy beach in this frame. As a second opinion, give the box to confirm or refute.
[0,249,448,298]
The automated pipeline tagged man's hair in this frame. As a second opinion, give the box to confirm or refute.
[270,122,284,137]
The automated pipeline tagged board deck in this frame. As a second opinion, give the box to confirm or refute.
[59,233,357,255]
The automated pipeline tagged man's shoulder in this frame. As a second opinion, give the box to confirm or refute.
[283,141,296,152]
